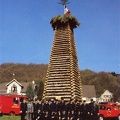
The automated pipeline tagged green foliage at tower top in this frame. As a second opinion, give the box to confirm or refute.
[50,14,80,30]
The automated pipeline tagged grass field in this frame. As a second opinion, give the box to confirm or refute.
[0,115,21,120]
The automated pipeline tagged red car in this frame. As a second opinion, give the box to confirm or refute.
[98,102,120,120]
[0,94,27,115]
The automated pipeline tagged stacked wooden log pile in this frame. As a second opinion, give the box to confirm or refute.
[43,14,82,101]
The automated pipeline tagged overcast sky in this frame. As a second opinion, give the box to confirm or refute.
[0,0,120,74]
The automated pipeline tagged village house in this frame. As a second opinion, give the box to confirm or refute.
[6,79,23,94]
[97,90,113,103]
[82,85,96,103]
[0,79,30,95]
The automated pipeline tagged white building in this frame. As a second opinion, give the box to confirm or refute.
[6,79,23,94]
[0,79,30,95]
[98,90,113,103]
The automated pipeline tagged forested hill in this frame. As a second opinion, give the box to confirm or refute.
[0,63,120,100]
[0,63,48,83]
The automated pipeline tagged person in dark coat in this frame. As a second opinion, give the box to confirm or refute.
[43,100,51,120]
[76,111,81,120]
[33,99,39,120]
[44,111,50,120]
[81,100,89,120]
[59,99,66,115]
[89,100,99,120]
[43,100,50,112]
[50,99,57,113]
[39,100,44,112]
[75,100,83,120]
[36,109,43,120]
[20,99,27,120]
[88,99,94,120]
[67,99,75,114]
[55,100,61,120]
[61,110,67,120]
[51,111,58,120]
[69,110,76,120]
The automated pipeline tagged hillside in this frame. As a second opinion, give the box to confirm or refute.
[0,63,120,101]
[0,63,48,83]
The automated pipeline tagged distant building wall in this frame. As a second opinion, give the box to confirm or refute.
[82,85,96,103]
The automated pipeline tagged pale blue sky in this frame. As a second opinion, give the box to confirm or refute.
[0,0,120,73]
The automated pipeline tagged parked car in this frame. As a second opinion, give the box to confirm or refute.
[98,102,120,120]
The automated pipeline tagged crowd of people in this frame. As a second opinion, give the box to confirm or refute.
[20,98,99,120]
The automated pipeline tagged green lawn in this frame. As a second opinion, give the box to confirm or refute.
[0,115,21,120]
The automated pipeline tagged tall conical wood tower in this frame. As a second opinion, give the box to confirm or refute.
[43,14,82,100]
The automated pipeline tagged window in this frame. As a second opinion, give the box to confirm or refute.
[99,106,106,110]
[13,98,19,104]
